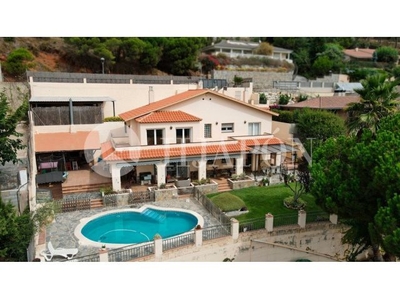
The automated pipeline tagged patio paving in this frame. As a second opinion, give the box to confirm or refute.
[41,196,222,261]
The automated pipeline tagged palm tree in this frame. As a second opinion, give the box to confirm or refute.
[345,74,400,138]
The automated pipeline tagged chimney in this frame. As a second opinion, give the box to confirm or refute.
[149,86,154,104]
[355,47,359,52]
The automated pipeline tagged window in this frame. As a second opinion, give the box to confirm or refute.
[147,129,163,145]
[221,123,234,133]
[176,128,191,144]
[204,124,212,138]
[248,122,261,135]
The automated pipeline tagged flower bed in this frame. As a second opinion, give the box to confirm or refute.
[228,176,256,190]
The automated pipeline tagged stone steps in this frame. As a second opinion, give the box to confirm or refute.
[62,183,107,195]
[90,198,104,209]
[217,181,232,192]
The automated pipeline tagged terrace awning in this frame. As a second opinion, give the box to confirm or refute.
[34,131,101,153]
[249,144,296,154]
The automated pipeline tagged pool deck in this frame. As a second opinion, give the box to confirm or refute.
[37,196,222,261]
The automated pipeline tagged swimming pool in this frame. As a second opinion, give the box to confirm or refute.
[74,205,204,248]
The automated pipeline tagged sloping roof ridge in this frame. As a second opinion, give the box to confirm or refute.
[205,89,279,116]
[119,89,209,121]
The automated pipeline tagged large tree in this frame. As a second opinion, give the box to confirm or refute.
[0,198,58,261]
[0,199,35,261]
[0,89,27,166]
[294,108,347,154]
[345,74,399,138]
[310,113,400,261]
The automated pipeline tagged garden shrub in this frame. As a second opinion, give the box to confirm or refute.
[278,93,291,105]
[210,192,246,212]
[104,116,123,122]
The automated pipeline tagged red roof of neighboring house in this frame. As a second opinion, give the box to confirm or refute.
[101,142,251,162]
[35,131,100,152]
[284,96,360,110]
[119,89,278,121]
[135,111,202,123]
[343,48,375,59]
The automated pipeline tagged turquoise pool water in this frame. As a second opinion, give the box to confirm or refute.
[80,207,199,245]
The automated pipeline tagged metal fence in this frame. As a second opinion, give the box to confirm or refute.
[162,233,194,251]
[56,198,92,212]
[68,253,100,262]
[32,106,103,126]
[193,189,231,225]
[108,243,154,262]
[273,81,335,90]
[305,211,330,224]
[202,224,231,241]
[27,71,202,85]
[272,213,299,228]
[239,217,265,233]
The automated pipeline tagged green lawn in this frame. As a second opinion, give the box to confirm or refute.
[207,183,323,222]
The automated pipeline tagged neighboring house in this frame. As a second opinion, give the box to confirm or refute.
[100,89,294,191]
[343,48,375,61]
[202,39,293,62]
[334,82,363,94]
[282,95,360,120]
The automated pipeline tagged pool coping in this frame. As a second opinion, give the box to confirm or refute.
[74,204,205,249]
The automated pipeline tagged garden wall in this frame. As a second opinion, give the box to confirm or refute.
[193,181,218,194]
[228,177,256,190]
[153,187,178,201]
[212,70,293,91]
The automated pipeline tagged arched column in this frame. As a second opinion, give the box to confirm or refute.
[276,152,282,166]
[198,159,207,180]
[156,162,166,186]
[235,155,243,175]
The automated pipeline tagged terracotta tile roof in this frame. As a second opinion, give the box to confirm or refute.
[119,89,278,121]
[284,96,360,110]
[135,111,202,123]
[343,48,375,59]
[100,141,114,159]
[101,142,250,162]
[35,131,100,153]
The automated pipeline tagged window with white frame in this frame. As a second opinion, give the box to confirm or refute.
[176,128,191,144]
[221,123,234,133]
[248,122,261,135]
[204,124,212,138]
[147,129,163,145]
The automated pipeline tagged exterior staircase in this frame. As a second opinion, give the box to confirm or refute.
[90,198,104,209]
[217,179,232,192]
[62,182,108,195]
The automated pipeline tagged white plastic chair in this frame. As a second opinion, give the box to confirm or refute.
[40,241,78,261]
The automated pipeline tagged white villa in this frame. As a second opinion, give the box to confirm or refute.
[102,89,293,191]
[27,71,294,196]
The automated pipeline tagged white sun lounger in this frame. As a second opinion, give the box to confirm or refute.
[40,241,78,261]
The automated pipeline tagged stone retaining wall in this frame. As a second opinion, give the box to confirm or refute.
[228,177,256,190]
[213,70,293,91]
